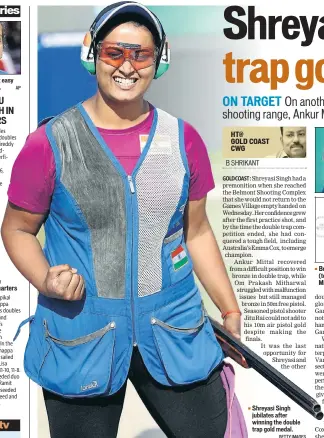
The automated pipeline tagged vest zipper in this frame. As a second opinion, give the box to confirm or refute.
[128,175,135,194]
[128,175,137,347]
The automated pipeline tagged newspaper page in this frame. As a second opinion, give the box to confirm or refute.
[0,1,324,438]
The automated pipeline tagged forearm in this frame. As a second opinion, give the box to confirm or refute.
[186,218,240,314]
[1,227,49,291]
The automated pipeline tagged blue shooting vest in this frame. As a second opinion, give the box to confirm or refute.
[17,103,224,398]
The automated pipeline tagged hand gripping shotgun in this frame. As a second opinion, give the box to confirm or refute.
[209,317,323,420]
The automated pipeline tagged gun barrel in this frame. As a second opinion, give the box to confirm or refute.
[210,317,323,420]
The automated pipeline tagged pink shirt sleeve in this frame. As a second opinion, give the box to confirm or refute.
[184,121,215,201]
[7,124,55,213]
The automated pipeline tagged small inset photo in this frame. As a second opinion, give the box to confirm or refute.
[223,126,306,159]
[316,198,324,262]
[315,128,324,193]
[0,21,21,74]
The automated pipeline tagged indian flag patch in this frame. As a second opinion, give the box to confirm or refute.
[171,245,188,271]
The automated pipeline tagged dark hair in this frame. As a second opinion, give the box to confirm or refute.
[280,127,283,135]
[94,12,161,49]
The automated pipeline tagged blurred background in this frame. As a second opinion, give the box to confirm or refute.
[1,21,21,74]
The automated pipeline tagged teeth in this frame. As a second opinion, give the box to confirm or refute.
[114,77,137,85]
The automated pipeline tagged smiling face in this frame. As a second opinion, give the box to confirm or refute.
[281,127,306,158]
[95,22,156,104]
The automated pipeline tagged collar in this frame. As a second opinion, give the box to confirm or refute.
[276,149,290,158]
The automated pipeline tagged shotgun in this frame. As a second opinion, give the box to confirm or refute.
[209,316,323,420]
